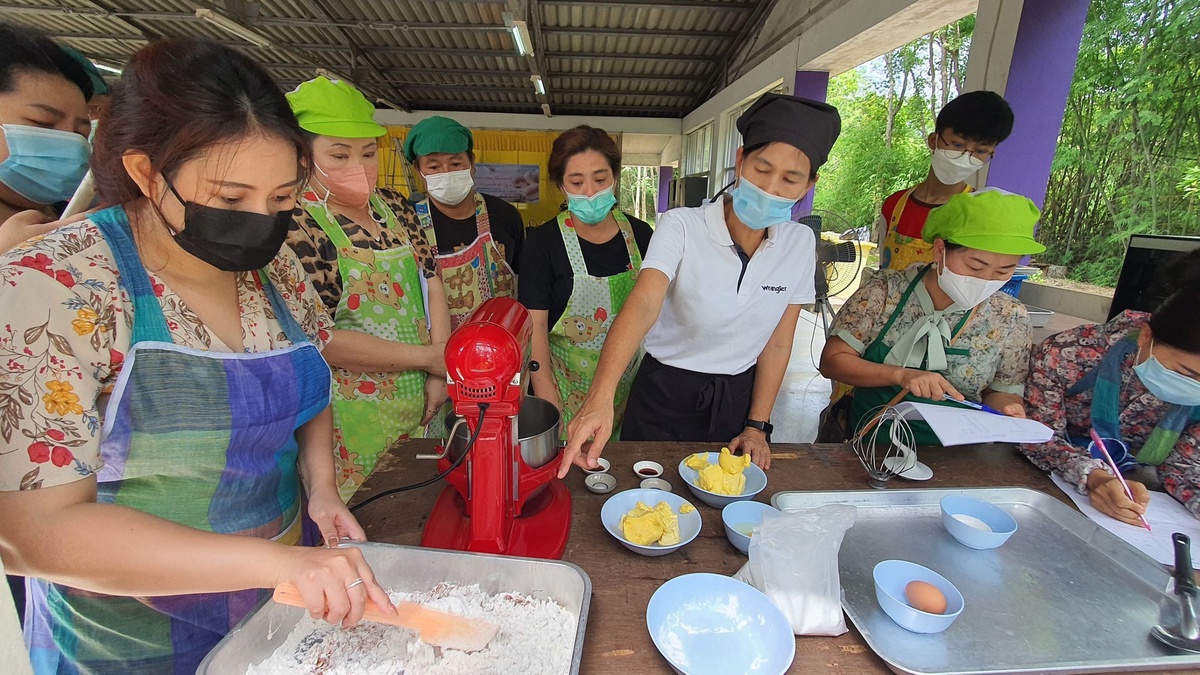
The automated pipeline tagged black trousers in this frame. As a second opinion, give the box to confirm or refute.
[6,574,23,625]
[621,354,756,443]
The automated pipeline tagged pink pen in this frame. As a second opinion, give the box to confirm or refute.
[1090,429,1152,532]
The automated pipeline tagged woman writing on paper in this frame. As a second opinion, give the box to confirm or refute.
[1020,249,1200,523]
[818,189,1043,445]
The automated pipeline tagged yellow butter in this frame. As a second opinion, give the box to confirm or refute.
[693,447,750,495]
[620,501,681,546]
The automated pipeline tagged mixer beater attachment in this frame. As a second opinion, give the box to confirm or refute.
[851,405,917,489]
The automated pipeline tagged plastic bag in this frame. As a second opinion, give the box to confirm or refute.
[733,504,857,636]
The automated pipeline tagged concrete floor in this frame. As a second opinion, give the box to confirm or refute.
[770,308,832,443]
[767,304,1096,444]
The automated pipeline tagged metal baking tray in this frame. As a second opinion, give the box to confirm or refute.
[772,487,1200,674]
[198,542,591,674]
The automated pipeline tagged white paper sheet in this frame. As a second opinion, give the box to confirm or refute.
[892,402,1055,446]
[1050,473,1200,568]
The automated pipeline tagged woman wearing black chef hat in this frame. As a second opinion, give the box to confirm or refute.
[559,93,841,475]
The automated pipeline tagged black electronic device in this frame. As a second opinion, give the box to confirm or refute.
[1108,234,1200,320]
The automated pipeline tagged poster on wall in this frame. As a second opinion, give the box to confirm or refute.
[473,163,541,203]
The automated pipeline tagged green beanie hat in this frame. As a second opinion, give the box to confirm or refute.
[286,76,386,138]
[923,188,1046,255]
[402,116,473,162]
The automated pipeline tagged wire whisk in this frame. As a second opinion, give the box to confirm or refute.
[851,404,917,489]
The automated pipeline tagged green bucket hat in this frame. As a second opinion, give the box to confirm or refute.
[923,188,1046,255]
[402,116,473,162]
[286,76,386,138]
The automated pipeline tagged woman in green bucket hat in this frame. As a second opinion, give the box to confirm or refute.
[818,187,1045,445]
[286,76,452,502]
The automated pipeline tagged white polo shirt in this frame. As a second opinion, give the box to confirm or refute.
[641,199,816,375]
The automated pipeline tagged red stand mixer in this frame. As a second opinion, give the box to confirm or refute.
[421,297,572,559]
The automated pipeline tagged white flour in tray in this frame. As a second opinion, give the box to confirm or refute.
[246,582,576,675]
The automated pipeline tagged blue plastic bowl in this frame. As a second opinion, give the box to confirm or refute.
[873,560,964,634]
[720,501,779,554]
[678,452,768,508]
[600,489,702,557]
[647,573,795,675]
[940,495,1018,549]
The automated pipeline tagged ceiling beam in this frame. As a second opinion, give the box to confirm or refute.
[541,0,754,8]
[398,83,694,99]
[296,0,412,111]
[542,25,737,39]
[545,50,720,63]
[691,0,780,108]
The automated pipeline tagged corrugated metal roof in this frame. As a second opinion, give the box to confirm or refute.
[0,0,776,117]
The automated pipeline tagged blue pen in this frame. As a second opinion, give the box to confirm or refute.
[942,393,1006,416]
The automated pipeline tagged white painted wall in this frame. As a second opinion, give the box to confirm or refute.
[0,557,32,675]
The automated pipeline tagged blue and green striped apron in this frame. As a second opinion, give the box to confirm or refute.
[24,205,332,674]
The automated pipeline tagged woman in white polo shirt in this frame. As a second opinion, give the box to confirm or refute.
[559,94,840,474]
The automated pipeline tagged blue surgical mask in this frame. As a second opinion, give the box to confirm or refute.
[1133,341,1200,406]
[0,124,90,204]
[729,173,797,230]
[566,185,616,225]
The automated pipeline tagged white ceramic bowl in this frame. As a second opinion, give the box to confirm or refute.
[647,573,795,675]
[633,460,664,478]
[677,452,768,508]
[584,472,617,494]
[640,477,672,491]
[720,500,779,554]
[600,489,702,557]
[582,457,612,474]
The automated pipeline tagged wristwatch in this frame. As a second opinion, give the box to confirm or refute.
[744,418,774,436]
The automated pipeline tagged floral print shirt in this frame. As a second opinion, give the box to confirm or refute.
[830,266,1031,400]
[1020,311,1200,516]
[286,188,437,317]
[0,213,332,491]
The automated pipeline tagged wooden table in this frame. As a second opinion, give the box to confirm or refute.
[347,441,1144,673]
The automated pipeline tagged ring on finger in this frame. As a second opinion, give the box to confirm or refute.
[345,577,365,590]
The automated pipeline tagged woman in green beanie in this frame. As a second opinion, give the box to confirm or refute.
[819,188,1045,444]
[285,76,451,502]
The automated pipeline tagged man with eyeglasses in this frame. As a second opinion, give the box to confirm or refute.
[877,90,1014,270]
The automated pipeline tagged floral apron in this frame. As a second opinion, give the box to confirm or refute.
[880,185,971,270]
[24,205,332,674]
[414,194,517,440]
[548,211,642,433]
[850,267,975,446]
[413,194,516,331]
[303,193,428,502]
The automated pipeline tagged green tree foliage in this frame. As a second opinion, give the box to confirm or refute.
[1040,0,1200,286]
[619,166,659,226]
[814,19,973,231]
[816,2,1198,287]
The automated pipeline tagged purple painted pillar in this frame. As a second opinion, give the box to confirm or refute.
[793,70,830,216]
[984,0,1089,210]
[657,165,673,213]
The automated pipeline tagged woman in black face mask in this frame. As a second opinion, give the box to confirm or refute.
[0,39,391,673]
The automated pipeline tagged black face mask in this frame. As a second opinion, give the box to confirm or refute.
[164,182,291,272]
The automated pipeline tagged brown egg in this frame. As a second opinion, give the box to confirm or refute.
[905,580,948,614]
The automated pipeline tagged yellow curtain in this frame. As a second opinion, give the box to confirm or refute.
[379,126,567,229]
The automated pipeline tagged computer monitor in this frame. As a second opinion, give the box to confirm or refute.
[1108,234,1200,320]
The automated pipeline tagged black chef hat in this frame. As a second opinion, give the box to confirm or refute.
[736,93,841,173]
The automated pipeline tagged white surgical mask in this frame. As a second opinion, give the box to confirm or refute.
[423,169,474,206]
[1134,341,1200,406]
[937,251,1007,309]
[931,148,982,185]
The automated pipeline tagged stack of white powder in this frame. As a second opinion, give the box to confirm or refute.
[246,583,576,675]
